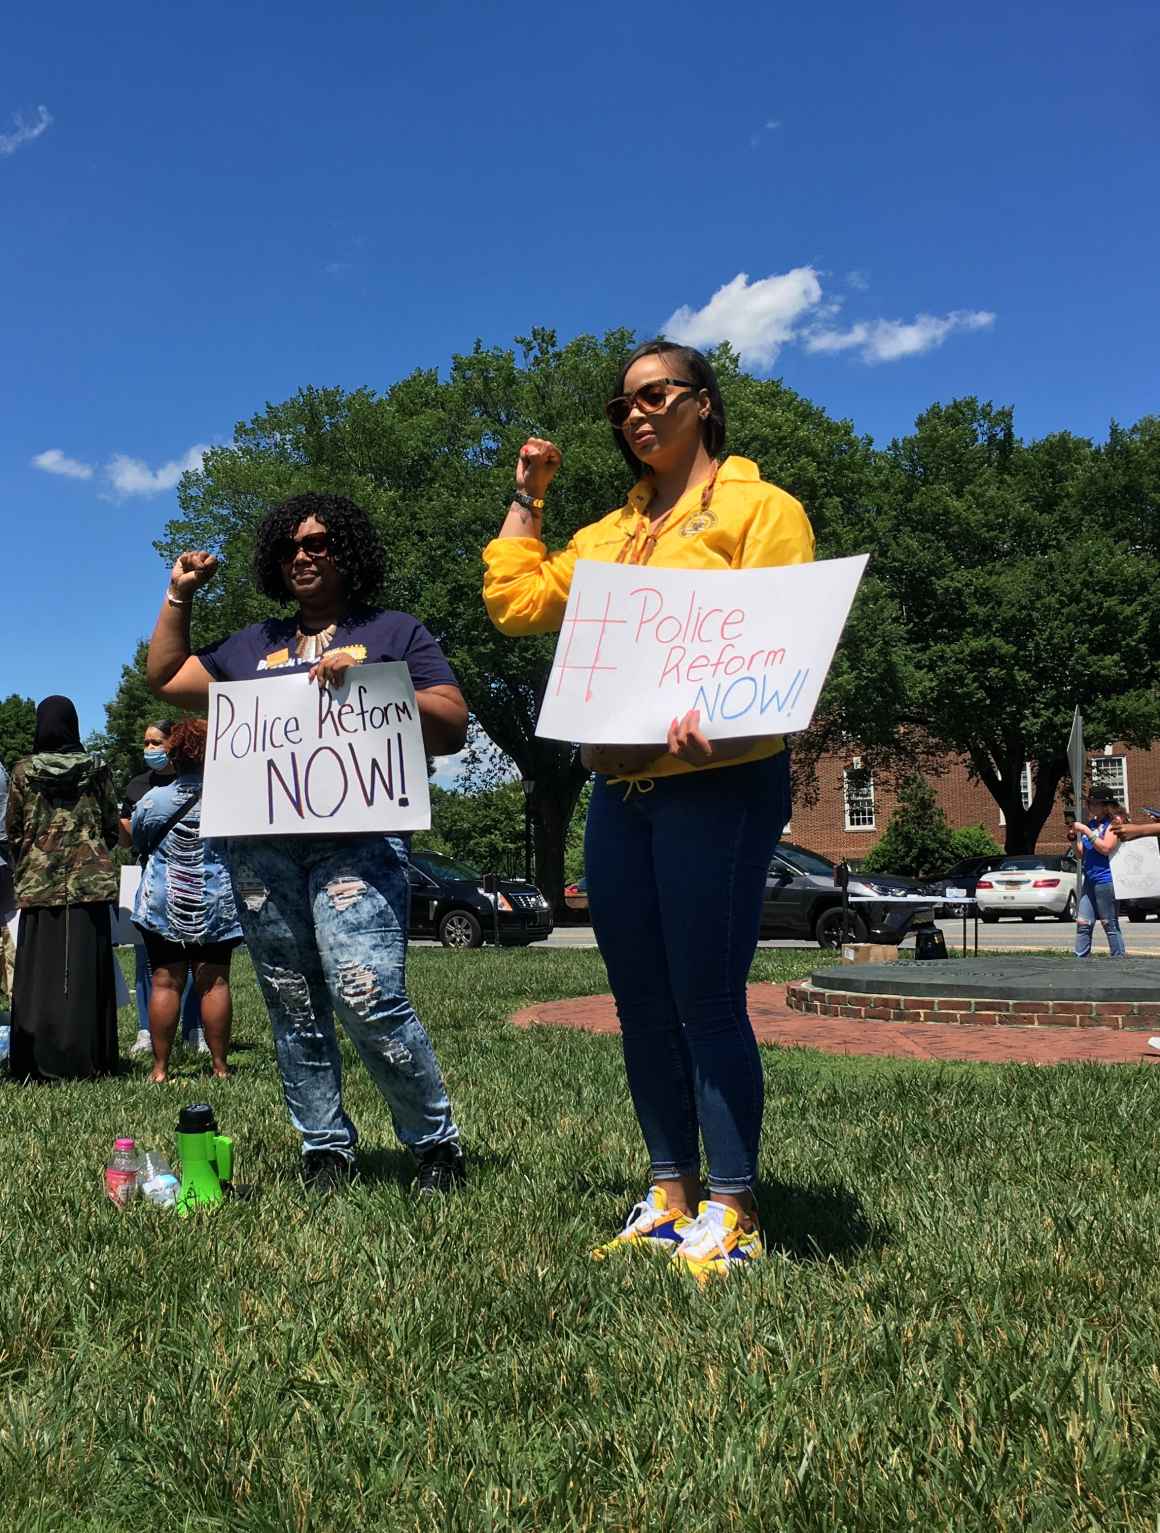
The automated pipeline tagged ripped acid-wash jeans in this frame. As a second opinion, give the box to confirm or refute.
[226,834,459,1162]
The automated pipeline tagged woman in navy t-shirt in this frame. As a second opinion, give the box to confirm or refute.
[1071,782,1126,958]
[145,492,469,1195]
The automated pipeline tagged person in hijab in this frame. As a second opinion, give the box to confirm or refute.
[4,697,121,1080]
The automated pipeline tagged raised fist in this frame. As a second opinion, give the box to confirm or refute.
[516,438,562,501]
[169,550,219,597]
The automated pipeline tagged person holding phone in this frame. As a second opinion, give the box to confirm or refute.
[1071,783,1127,958]
[145,491,469,1195]
[482,340,814,1278]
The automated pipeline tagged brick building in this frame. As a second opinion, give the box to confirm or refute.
[789,741,1160,865]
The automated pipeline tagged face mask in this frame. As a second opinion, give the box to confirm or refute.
[144,748,168,769]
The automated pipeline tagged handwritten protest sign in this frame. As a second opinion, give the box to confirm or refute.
[1110,836,1160,901]
[535,555,868,745]
[201,662,430,837]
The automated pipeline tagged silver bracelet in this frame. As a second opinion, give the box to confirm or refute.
[165,589,191,607]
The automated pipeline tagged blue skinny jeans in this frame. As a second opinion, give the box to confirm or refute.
[585,751,791,1196]
[1075,876,1126,958]
[225,834,459,1161]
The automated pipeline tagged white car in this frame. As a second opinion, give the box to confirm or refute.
[975,854,1079,922]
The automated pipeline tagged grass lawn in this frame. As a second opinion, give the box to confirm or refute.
[3,944,1160,1531]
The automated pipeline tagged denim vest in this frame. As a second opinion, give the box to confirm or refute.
[131,773,242,944]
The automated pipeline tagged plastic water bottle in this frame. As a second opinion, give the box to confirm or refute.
[0,1020,10,1063]
[105,1137,140,1208]
[139,1151,179,1208]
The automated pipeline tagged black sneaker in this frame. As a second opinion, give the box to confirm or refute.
[415,1141,466,1198]
[302,1150,357,1194]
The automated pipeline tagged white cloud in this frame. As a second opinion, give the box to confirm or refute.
[749,117,782,147]
[846,269,870,291]
[663,268,824,368]
[32,448,93,480]
[105,443,209,498]
[805,309,995,364]
[0,105,53,158]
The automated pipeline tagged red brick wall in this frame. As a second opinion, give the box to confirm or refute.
[787,742,1160,865]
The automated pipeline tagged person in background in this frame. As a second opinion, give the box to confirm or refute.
[145,491,469,1195]
[5,697,120,1080]
[482,340,813,1278]
[1110,814,1160,844]
[1070,783,1126,959]
[131,719,240,1083]
[120,720,205,1057]
[0,757,14,1037]
[1109,810,1160,1047]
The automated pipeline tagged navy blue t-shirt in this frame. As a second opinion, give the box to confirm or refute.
[197,608,458,692]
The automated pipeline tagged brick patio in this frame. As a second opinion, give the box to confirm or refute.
[510,983,1160,1065]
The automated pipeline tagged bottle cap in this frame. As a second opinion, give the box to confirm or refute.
[177,1103,217,1134]
[114,1138,136,1151]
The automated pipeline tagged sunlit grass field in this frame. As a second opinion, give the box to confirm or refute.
[2,944,1160,1531]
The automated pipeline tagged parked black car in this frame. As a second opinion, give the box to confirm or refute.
[407,850,553,948]
[927,855,1008,912]
[762,842,937,948]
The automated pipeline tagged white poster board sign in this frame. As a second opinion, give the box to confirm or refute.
[113,865,142,946]
[1110,836,1160,901]
[535,555,868,745]
[201,662,430,838]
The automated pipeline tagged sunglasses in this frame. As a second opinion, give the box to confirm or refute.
[604,378,700,429]
[275,532,330,564]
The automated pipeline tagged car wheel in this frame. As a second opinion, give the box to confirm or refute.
[1021,914,1036,922]
[980,911,999,924]
[814,907,869,949]
[1058,893,1077,922]
[439,909,484,949]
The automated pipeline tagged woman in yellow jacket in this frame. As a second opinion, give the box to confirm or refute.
[483,341,814,1278]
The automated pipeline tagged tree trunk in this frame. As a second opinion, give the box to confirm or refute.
[529,769,589,915]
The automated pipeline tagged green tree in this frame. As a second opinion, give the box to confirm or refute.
[860,775,955,878]
[947,824,1003,861]
[155,329,873,907]
[102,642,199,796]
[0,694,36,769]
[800,400,1160,852]
[414,782,526,879]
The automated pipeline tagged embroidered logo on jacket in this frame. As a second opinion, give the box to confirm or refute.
[681,510,718,537]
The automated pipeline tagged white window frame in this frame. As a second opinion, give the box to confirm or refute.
[843,768,876,832]
[1090,755,1129,811]
[999,761,1033,826]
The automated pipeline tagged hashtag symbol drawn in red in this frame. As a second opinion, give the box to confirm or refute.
[552,590,625,702]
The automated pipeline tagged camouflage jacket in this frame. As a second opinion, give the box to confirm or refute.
[5,752,120,908]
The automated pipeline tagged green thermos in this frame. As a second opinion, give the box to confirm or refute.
[175,1104,234,1216]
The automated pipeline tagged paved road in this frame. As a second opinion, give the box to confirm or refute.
[530,917,1160,956]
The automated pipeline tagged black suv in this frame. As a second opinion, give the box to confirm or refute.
[763,841,937,948]
[407,850,553,948]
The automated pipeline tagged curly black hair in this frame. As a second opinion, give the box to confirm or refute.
[253,492,386,606]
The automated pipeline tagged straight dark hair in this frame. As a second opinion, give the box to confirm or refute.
[609,339,726,478]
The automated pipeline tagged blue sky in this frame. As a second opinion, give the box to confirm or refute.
[2,0,1157,746]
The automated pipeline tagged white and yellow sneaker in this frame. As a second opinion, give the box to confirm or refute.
[591,1186,695,1261]
[671,1200,764,1280]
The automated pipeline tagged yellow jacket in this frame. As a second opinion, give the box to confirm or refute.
[482,456,815,777]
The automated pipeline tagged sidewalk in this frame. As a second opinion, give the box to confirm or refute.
[510,983,1160,1065]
